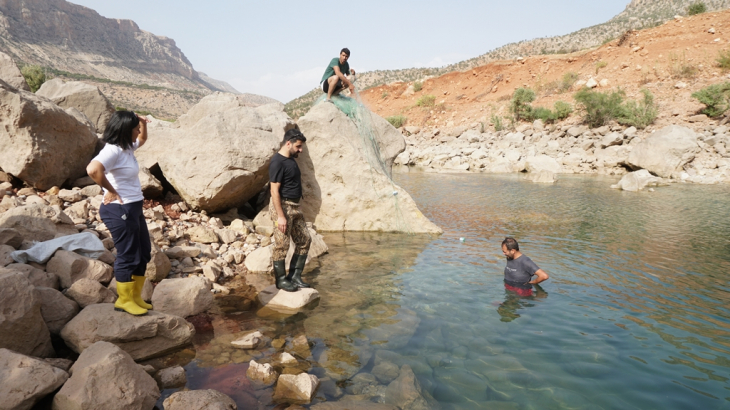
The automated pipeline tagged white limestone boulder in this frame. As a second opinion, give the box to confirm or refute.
[296,102,441,233]
[231,330,263,349]
[273,373,320,404]
[151,276,213,318]
[36,79,116,133]
[53,341,160,410]
[528,170,557,183]
[245,245,273,273]
[162,389,237,410]
[0,51,30,91]
[247,359,278,386]
[525,155,562,174]
[626,125,700,178]
[60,304,195,361]
[0,348,68,410]
[36,286,79,334]
[258,285,319,311]
[0,80,98,190]
[0,272,54,357]
[0,204,78,242]
[611,169,665,192]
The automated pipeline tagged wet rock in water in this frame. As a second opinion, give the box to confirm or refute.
[66,277,117,307]
[36,78,115,134]
[0,348,69,410]
[60,304,194,361]
[0,204,78,242]
[372,360,401,384]
[611,169,665,192]
[231,330,263,349]
[247,359,278,386]
[528,170,556,183]
[310,402,398,410]
[36,286,79,334]
[151,276,213,318]
[53,341,159,410]
[345,372,378,395]
[258,284,319,311]
[47,250,113,289]
[0,227,22,248]
[278,351,298,366]
[362,307,420,350]
[0,272,55,357]
[162,389,237,410]
[245,245,273,273]
[385,365,441,410]
[156,365,187,388]
[626,125,700,178]
[273,373,320,404]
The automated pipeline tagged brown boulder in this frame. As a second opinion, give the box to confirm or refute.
[46,250,113,289]
[0,272,54,357]
[36,78,115,133]
[0,348,68,410]
[0,204,78,242]
[36,286,79,334]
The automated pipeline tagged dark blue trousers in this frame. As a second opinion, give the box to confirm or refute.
[100,201,151,283]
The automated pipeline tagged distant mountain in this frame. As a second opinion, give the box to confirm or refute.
[285,0,730,118]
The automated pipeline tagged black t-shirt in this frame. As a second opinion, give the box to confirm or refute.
[269,153,302,199]
[504,255,540,284]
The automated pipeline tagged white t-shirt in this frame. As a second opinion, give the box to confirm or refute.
[92,141,144,204]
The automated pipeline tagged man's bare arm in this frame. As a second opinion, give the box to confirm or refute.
[333,66,353,91]
[529,269,549,285]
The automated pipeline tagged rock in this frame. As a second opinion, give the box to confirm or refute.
[108,277,154,302]
[0,227,22,248]
[0,204,78,242]
[231,330,263,349]
[611,169,664,191]
[585,78,598,89]
[80,184,102,198]
[202,265,221,282]
[151,276,213,318]
[47,250,113,289]
[58,189,83,203]
[247,359,278,386]
[138,167,164,198]
[44,357,74,372]
[66,277,117,307]
[0,244,14,266]
[258,284,319,311]
[626,125,700,178]
[165,246,202,259]
[567,126,586,137]
[36,79,115,133]
[310,403,397,410]
[229,219,250,235]
[187,226,219,243]
[0,80,98,190]
[675,82,688,89]
[688,114,708,123]
[600,132,624,148]
[525,155,562,174]
[245,245,273,273]
[0,272,54,357]
[278,352,298,366]
[216,228,237,244]
[273,373,320,404]
[0,348,68,410]
[594,145,630,168]
[146,241,172,281]
[599,79,610,87]
[60,304,195,361]
[3,263,59,288]
[162,389,237,410]
[385,365,440,410]
[255,225,275,237]
[52,341,159,410]
[36,286,79,334]
[156,366,187,389]
[0,52,30,91]
[528,170,556,183]
[296,102,441,233]
[136,95,294,213]
[372,361,401,384]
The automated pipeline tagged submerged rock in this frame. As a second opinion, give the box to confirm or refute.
[247,359,278,386]
[385,365,440,410]
[162,389,237,410]
[611,169,665,191]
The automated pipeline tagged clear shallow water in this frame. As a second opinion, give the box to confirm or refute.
[160,173,730,409]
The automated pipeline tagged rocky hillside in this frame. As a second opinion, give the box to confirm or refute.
[285,0,730,118]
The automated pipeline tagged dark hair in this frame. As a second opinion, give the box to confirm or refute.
[502,237,519,251]
[282,128,306,145]
[341,48,351,57]
[102,111,139,151]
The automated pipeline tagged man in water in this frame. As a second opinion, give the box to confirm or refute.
[501,237,549,294]
[269,129,312,292]
[321,48,356,101]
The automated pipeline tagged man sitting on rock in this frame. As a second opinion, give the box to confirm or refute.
[269,129,312,292]
[501,237,549,295]
[321,48,356,101]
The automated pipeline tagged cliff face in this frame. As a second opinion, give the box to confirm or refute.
[0,0,208,90]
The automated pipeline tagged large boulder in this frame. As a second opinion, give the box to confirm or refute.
[136,94,296,212]
[0,348,69,410]
[151,276,213,318]
[296,101,441,233]
[0,272,54,357]
[525,155,562,174]
[162,389,237,410]
[626,125,700,178]
[47,250,114,289]
[66,277,117,307]
[60,303,195,361]
[52,341,160,410]
[385,365,440,410]
[36,286,80,334]
[2,263,59,288]
[0,204,78,242]
[0,80,98,190]
[0,52,30,91]
[611,169,665,192]
[36,78,115,133]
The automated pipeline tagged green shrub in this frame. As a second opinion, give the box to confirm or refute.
[617,89,658,129]
[509,88,536,121]
[554,101,573,120]
[687,2,707,15]
[595,61,607,75]
[718,49,730,71]
[416,94,436,107]
[413,81,423,92]
[381,91,389,99]
[574,88,626,128]
[692,82,730,117]
[491,115,505,131]
[20,65,45,92]
[531,107,557,123]
[386,115,407,128]
[559,72,579,92]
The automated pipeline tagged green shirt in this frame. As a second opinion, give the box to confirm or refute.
[321,57,350,84]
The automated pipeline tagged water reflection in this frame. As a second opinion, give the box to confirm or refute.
[497,283,549,322]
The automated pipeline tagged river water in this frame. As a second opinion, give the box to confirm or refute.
[161,173,730,409]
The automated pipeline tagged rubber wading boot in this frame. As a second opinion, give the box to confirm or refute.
[287,254,311,289]
[132,275,153,310]
[114,281,148,315]
[273,260,297,292]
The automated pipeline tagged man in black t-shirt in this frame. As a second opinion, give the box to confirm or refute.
[268,129,312,292]
[501,237,549,291]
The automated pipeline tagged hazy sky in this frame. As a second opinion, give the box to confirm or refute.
[69,0,630,102]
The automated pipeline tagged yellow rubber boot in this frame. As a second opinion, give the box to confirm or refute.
[132,275,153,310]
[114,281,148,316]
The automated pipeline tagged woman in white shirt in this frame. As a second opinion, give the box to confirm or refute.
[87,111,153,316]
